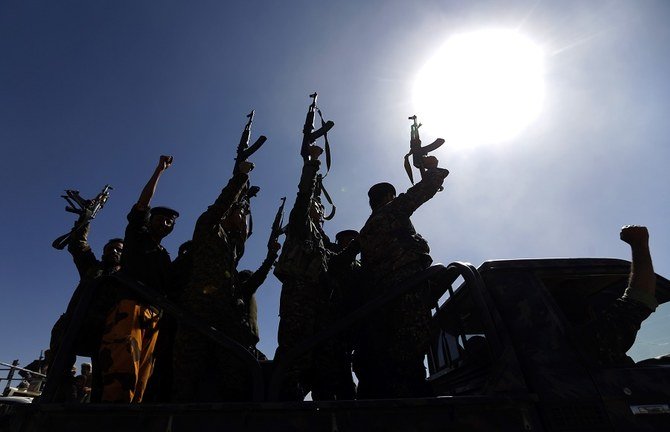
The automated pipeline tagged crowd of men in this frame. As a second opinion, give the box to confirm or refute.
[44,140,449,404]
[43,139,659,404]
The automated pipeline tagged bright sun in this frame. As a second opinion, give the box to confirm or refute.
[413,29,545,147]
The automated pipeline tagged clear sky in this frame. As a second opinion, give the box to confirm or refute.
[1,0,669,367]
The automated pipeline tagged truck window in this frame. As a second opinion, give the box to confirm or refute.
[627,302,670,362]
[428,281,493,377]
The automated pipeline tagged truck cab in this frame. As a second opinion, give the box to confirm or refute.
[429,258,670,431]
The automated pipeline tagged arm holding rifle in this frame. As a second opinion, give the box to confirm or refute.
[52,185,113,250]
[286,146,323,236]
[239,240,281,299]
[67,218,98,279]
[195,161,253,234]
[392,155,449,218]
[404,115,446,185]
[241,197,286,295]
[234,110,267,174]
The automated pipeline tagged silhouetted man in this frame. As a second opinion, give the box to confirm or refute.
[100,155,178,403]
[356,156,448,398]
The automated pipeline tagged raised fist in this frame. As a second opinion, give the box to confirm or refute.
[423,155,439,169]
[309,145,323,160]
[158,155,173,171]
[237,161,254,174]
[620,225,649,247]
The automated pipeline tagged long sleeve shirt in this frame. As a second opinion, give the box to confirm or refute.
[359,167,448,284]
[189,172,249,296]
[274,159,331,283]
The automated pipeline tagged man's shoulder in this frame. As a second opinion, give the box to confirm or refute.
[127,205,150,226]
[361,205,400,230]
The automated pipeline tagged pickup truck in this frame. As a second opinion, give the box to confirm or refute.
[3,258,669,431]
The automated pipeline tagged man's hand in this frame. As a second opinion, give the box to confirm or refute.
[237,161,254,174]
[158,155,173,171]
[309,145,323,160]
[423,156,438,169]
[620,225,649,248]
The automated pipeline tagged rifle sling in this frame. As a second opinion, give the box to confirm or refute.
[317,174,336,221]
[404,152,415,185]
[316,108,332,176]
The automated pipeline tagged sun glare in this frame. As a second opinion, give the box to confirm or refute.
[413,29,545,147]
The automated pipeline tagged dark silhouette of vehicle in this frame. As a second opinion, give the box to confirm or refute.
[3,258,669,431]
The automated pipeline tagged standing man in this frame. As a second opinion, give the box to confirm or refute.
[172,160,254,402]
[312,229,361,400]
[274,145,333,401]
[99,155,178,403]
[49,214,123,402]
[356,156,448,399]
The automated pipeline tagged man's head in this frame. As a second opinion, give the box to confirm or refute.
[149,206,179,240]
[102,238,123,267]
[81,362,92,375]
[368,182,396,210]
[335,229,359,248]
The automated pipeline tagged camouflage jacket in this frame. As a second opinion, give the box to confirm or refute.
[188,172,249,297]
[359,168,448,285]
[274,159,332,284]
[577,287,656,366]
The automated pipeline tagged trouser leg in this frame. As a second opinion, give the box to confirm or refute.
[99,300,158,403]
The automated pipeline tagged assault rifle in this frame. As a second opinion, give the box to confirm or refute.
[268,197,287,248]
[234,110,267,173]
[300,93,336,219]
[403,115,446,185]
[52,184,113,250]
[301,93,334,170]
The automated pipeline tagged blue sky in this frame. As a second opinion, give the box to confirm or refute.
[1,0,669,367]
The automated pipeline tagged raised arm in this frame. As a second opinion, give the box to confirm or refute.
[621,225,657,310]
[67,218,98,279]
[195,161,253,231]
[239,240,281,298]
[136,155,173,211]
[286,146,322,235]
[390,156,448,217]
[583,225,657,365]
